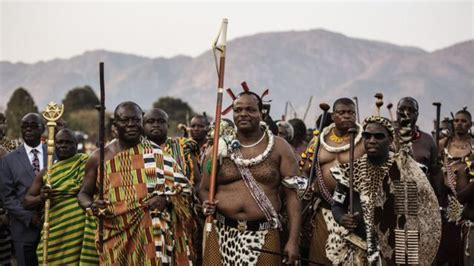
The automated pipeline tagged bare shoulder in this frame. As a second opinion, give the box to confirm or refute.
[89,148,100,158]
[439,137,449,149]
[273,135,293,153]
[86,140,117,167]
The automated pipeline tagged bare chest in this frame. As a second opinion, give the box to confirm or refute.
[218,154,281,187]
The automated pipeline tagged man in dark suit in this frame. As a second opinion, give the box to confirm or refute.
[0,113,45,266]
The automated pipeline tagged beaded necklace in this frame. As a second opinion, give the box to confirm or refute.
[240,131,267,148]
[230,125,274,167]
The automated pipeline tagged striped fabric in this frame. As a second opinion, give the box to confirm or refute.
[0,227,11,264]
[36,153,99,265]
[99,138,192,265]
[163,137,199,186]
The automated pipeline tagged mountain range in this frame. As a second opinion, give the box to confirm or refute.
[1,29,472,130]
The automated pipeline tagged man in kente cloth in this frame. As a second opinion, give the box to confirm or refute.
[200,91,301,265]
[330,115,441,265]
[23,128,99,265]
[143,108,201,190]
[143,108,201,262]
[78,102,192,265]
[299,98,365,264]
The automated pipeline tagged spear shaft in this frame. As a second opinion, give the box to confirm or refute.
[206,18,228,232]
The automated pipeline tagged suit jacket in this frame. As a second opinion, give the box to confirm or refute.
[0,143,45,242]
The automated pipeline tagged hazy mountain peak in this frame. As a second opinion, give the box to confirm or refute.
[0,29,471,130]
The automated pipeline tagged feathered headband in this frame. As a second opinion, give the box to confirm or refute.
[222,81,270,115]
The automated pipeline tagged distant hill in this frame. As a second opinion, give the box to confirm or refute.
[1,29,472,130]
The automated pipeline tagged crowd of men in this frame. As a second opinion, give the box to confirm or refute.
[0,93,472,265]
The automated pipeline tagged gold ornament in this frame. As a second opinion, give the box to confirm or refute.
[329,129,349,143]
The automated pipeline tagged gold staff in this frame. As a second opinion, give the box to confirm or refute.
[41,102,64,265]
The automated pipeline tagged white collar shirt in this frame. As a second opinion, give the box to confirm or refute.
[24,143,44,171]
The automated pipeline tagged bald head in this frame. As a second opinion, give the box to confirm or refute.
[21,113,44,147]
[55,128,78,160]
[114,101,143,119]
[143,108,169,145]
[144,108,169,122]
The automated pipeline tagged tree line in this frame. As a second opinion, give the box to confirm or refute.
[3,86,196,141]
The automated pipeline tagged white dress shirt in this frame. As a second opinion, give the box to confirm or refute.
[24,143,44,171]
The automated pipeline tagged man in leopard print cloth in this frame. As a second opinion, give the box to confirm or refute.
[200,91,301,265]
[330,115,441,265]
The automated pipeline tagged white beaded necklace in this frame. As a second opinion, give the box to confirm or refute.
[320,123,363,153]
[230,126,275,167]
[240,131,267,148]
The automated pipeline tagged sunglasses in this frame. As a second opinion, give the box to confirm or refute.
[362,132,387,140]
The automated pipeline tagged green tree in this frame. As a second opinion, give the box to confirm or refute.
[66,109,114,143]
[152,97,195,136]
[5,87,38,138]
[62,86,100,119]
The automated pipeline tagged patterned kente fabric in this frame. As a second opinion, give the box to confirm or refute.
[163,137,199,186]
[330,151,441,265]
[100,138,192,265]
[36,153,99,265]
[162,137,199,260]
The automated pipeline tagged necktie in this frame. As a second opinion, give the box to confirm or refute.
[31,149,40,174]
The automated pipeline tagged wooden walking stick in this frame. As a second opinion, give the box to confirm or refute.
[387,103,394,121]
[41,102,64,265]
[352,96,360,124]
[347,128,358,215]
[304,103,330,199]
[98,62,106,252]
[374,93,384,116]
[347,127,358,264]
[433,102,441,150]
[205,18,228,235]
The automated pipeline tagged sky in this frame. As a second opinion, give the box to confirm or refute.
[0,1,472,64]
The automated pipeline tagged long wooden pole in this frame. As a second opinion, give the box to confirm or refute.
[433,102,441,150]
[98,62,105,252]
[205,18,228,233]
[303,96,313,121]
[304,103,330,199]
[41,102,64,265]
[352,97,360,124]
[347,128,358,215]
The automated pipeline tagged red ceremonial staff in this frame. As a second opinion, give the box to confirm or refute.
[205,18,228,233]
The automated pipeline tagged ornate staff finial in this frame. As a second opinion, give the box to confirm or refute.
[41,101,64,265]
[42,102,64,123]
